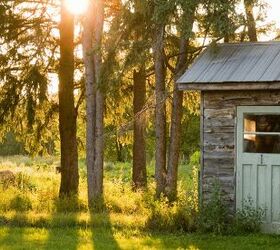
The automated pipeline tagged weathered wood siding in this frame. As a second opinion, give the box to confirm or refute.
[202,90,280,210]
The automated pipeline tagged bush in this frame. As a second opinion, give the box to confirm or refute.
[10,194,32,212]
[232,198,264,234]
[198,181,264,235]
[198,181,229,235]
[15,172,37,192]
[145,195,197,232]
[188,151,200,167]
[145,179,198,233]
[55,196,88,213]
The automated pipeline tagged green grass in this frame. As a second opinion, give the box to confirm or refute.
[1,227,280,250]
[1,155,279,249]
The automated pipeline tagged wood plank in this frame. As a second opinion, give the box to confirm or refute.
[204,108,235,119]
[204,118,235,129]
[204,132,234,146]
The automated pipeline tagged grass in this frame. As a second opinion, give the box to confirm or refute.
[1,227,280,250]
[0,155,279,249]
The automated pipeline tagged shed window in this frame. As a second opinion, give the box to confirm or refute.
[243,114,280,153]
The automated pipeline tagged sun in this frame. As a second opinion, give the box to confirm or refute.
[65,0,89,15]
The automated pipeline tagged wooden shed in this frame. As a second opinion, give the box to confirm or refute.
[178,41,280,233]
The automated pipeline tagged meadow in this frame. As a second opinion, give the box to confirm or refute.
[0,155,280,250]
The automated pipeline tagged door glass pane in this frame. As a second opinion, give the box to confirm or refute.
[244,134,280,153]
[244,115,280,132]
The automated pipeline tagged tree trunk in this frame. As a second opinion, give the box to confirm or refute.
[131,0,147,189]
[83,12,95,205]
[83,0,105,206]
[153,24,167,197]
[165,8,196,201]
[58,0,79,197]
[244,0,257,42]
[116,138,124,162]
[165,39,187,201]
[93,88,104,197]
[132,68,147,189]
[92,0,105,199]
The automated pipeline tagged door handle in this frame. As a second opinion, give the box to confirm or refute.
[260,154,264,165]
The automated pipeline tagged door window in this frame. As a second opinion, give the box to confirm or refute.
[243,114,280,153]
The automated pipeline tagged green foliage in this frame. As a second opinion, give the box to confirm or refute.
[9,194,32,212]
[188,150,200,167]
[145,194,197,232]
[198,181,229,235]
[233,199,264,234]
[15,172,37,192]
[200,0,242,39]
[0,132,25,156]
[198,181,264,235]
[55,196,88,213]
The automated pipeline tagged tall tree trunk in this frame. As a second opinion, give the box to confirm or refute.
[131,0,147,189]
[58,0,79,197]
[165,39,187,201]
[154,24,167,197]
[93,0,105,199]
[83,7,95,204]
[83,0,105,206]
[165,8,196,201]
[244,0,257,42]
[132,68,147,189]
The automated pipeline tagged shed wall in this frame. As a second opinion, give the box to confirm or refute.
[202,90,280,210]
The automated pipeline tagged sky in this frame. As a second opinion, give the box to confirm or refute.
[259,0,280,40]
[266,0,280,27]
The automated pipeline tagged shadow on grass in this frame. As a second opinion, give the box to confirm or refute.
[44,195,80,250]
[0,213,27,248]
[90,196,120,250]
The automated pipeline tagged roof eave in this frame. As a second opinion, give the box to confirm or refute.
[178,82,280,91]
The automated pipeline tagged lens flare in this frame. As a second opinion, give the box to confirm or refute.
[65,0,89,15]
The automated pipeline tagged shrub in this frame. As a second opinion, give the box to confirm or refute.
[15,172,37,192]
[232,198,264,234]
[145,197,197,232]
[10,194,32,212]
[55,196,88,213]
[197,181,229,235]
[198,182,264,235]
[145,182,198,233]
[0,170,16,189]
[188,151,200,167]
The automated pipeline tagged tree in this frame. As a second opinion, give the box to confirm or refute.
[0,0,81,196]
[58,0,79,196]
[0,1,59,155]
[165,4,197,200]
[83,0,105,205]
[153,21,167,197]
[244,0,258,41]
[132,0,148,189]
[133,67,147,188]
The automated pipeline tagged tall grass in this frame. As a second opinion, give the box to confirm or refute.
[0,155,199,232]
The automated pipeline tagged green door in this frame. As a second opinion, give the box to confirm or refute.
[236,106,280,233]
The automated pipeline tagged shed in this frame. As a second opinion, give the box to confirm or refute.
[178,41,280,233]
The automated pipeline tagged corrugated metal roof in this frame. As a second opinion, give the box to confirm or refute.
[178,42,280,85]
